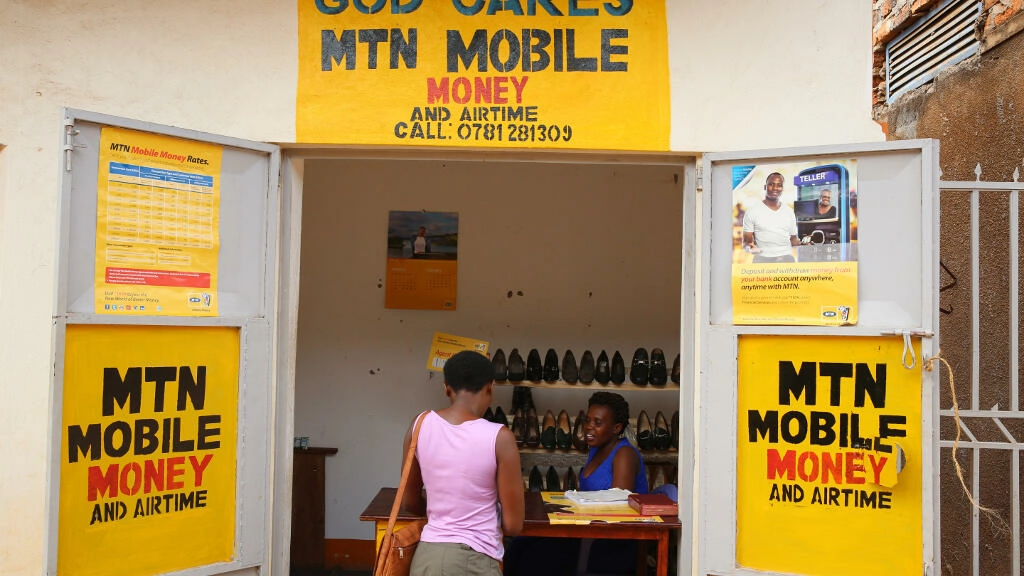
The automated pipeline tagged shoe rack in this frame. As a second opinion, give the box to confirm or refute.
[488,347,681,491]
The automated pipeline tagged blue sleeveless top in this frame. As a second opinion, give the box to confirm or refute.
[579,438,648,493]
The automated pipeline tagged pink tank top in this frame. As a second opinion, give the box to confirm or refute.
[416,411,504,560]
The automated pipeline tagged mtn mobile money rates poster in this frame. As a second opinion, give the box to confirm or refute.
[95,126,222,317]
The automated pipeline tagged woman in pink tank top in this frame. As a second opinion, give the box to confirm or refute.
[401,351,524,576]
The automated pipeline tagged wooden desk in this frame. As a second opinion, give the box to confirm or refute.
[360,488,681,576]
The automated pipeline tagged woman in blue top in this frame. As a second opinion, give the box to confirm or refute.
[504,392,646,576]
[579,391,648,494]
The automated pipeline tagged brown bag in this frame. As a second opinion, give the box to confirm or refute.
[374,517,427,576]
[373,412,428,576]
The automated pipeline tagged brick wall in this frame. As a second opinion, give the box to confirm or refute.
[871,0,1024,109]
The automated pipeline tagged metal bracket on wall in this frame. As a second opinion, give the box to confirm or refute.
[939,259,958,314]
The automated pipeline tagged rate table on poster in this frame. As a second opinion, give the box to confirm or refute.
[104,162,215,262]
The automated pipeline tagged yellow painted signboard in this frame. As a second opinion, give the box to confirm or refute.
[95,126,223,316]
[297,0,669,149]
[737,335,922,575]
[59,325,239,576]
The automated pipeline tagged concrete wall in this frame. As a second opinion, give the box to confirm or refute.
[875,19,1024,181]
[871,5,1024,575]
[0,1,881,574]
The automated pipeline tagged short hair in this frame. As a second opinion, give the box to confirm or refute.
[765,172,784,185]
[443,350,493,392]
[588,392,630,433]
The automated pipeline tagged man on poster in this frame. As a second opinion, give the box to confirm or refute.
[742,172,799,263]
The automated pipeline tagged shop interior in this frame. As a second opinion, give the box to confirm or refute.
[289,153,690,568]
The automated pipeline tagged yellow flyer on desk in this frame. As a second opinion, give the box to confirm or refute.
[543,492,662,524]
[94,127,223,316]
[426,332,488,372]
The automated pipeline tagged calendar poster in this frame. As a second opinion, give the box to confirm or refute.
[94,126,222,316]
[385,211,458,310]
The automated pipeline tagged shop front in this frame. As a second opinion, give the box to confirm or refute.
[0,3,939,576]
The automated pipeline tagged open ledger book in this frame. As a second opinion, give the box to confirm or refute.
[564,488,633,505]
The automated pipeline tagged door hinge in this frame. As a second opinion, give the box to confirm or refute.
[63,120,86,172]
[64,121,78,172]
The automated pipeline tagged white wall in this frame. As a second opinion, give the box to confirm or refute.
[669,0,883,151]
[0,1,881,573]
[0,3,295,575]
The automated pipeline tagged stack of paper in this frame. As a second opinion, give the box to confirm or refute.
[564,488,633,505]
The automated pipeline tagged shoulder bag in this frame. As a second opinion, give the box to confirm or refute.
[373,411,429,576]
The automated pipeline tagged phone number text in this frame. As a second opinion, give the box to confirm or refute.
[394,122,573,143]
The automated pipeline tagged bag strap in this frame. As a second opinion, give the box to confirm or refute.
[384,411,429,536]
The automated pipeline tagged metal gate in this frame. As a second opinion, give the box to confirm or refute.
[938,167,1022,576]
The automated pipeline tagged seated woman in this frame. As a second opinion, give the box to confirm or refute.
[579,391,649,495]
[504,392,647,576]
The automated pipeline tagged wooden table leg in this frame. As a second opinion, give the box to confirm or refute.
[636,540,647,576]
[656,532,669,576]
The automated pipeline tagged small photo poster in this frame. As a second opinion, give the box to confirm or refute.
[385,211,459,310]
[730,159,859,325]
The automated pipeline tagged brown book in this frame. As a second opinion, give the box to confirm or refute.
[628,493,678,516]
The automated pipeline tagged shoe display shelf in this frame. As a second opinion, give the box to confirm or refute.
[518,446,679,467]
[495,381,680,391]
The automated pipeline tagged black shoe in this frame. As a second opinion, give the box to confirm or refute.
[508,349,526,382]
[578,350,596,384]
[525,407,540,448]
[610,351,626,385]
[562,350,578,384]
[629,348,649,385]
[649,348,668,386]
[540,410,556,449]
[595,351,610,385]
[513,408,525,446]
[671,353,680,384]
[636,410,653,450]
[545,465,561,491]
[573,410,588,451]
[492,349,507,383]
[483,407,494,422]
[494,406,509,428]
[653,411,671,450]
[671,410,679,450]
[528,466,544,492]
[526,349,543,382]
[520,386,535,411]
[543,348,560,383]
[564,466,578,491]
[555,409,572,450]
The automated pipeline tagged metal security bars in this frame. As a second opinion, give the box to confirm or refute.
[938,166,1022,576]
[886,0,981,102]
